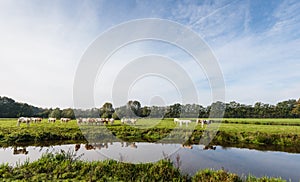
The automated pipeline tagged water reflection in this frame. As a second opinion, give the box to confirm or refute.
[0,142,299,181]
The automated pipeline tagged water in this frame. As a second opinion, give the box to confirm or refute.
[0,142,299,181]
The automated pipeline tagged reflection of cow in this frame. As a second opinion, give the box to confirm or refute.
[94,143,108,150]
[120,142,137,148]
[75,144,81,151]
[85,144,95,150]
[17,117,31,126]
[181,144,193,149]
[203,145,216,150]
[13,147,28,155]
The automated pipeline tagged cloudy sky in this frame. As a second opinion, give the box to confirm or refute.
[0,0,299,108]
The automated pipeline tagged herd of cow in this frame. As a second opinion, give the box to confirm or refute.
[76,118,115,125]
[174,118,212,127]
[16,117,140,126]
[17,117,72,126]
[17,117,212,127]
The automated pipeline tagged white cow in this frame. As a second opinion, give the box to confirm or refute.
[60,118,71,123]
[174,118,191,127]
[121,118,137,125]
[109,118,114,124]
[17,117,31,126]
[31,117,42,123]
[48,117,56,123]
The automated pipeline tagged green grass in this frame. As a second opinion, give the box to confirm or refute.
[0,118,300,149]
[0,151,287,182]
[221,118,300,126]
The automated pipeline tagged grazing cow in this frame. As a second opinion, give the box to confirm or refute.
[76,118,88,125]
[121,118,137,125]
[87,118,96,125]
[109,118,114,124]
[13,147,28,155]
[48,117,56,123]
[76,118,82,125]
[31,117,42,123]
[17,117,31,126]
[60,118,71,123]
[174,118,191,127]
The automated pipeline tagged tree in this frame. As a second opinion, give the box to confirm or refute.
[49,108,61,119]
[61,108,75,119]
[292,99,300,117]
[140,106,151,117]
[100,102,115,118]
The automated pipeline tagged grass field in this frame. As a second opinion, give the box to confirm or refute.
[0,118,300,148]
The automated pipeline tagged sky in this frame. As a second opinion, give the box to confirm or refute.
[0,0,299,108]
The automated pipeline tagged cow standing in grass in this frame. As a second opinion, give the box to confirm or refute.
[31,117,42,123]
[60,118,71,123]
[48,117,56,123]
[174,118,191,127]
[17,117,31,126]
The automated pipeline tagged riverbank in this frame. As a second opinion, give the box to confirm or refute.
[0,151,286,181]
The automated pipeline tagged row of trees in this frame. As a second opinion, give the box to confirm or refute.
[1,96,300,119]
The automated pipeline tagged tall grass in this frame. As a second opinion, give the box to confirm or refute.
[0,151,287,182]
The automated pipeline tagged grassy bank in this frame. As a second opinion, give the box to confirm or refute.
[0,118,299,150]
[0,151,286,181]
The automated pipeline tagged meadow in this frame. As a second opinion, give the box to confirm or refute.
[0,118,300,149]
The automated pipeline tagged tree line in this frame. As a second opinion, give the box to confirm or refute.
[0,96,300,119]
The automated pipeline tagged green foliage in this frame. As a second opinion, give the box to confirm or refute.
[192,169,241,182]
[1,96,300,119]
[49,108,61,119]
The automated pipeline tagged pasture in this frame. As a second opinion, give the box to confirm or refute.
[0,118,300,148]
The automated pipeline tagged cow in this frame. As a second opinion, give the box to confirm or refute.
[174,118,191,127]
[17,117,31,126]
[121,118,137,125]
[31,117,42,123]
[48,117,56,123]
[109,118,114,125]
[60,118,71,123]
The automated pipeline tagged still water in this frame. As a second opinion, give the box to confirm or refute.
[0,142,299,181]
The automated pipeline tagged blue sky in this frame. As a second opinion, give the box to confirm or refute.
[0,0,299,108]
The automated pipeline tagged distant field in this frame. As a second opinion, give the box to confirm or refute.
[221,118,300,125]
